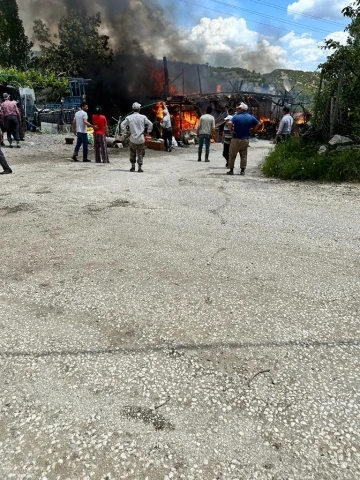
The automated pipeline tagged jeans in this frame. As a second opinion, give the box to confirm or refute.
[198,134,211,156]
[74,132,88,160]
[163,128,173,150]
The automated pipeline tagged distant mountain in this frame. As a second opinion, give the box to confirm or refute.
[209,66,320,100]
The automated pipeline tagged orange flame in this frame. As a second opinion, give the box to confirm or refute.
[153,102,199,139]
[216,84,222,93]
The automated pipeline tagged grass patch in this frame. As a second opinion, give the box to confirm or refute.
[262,137,360,182]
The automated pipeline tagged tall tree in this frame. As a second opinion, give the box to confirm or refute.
[0,0,32,69]
[33,9,113,77]
[317,1,360,135]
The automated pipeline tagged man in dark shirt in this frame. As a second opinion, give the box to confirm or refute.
[227,102,261,175]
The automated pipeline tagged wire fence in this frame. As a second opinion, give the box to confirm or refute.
[310,70,358,144]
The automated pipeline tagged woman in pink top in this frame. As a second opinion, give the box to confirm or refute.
[92,106,109,163]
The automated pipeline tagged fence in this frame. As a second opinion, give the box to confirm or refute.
[312,69,356,143]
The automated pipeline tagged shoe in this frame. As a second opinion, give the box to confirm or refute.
[226,169,234,175]
[9,144,13,149]
[72,155,78,162]
[198,157,201,162]
[138,167,143,173]
[240,169,245,175]
[0,169,12,174]
[83,159,91,162]
[130,166,135,172]
[205,159,210,162]
[16,143,21,148]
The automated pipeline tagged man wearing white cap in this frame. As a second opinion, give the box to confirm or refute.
[121,102,153,173]
[227,102,261,175]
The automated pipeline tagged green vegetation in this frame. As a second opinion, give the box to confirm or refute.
[262,138,360,182]
[0,0,32,69]
[0,67,68,91]
[33,9,113,76]
[210,66,320,99]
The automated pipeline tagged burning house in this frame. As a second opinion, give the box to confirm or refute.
[144,57,297,143]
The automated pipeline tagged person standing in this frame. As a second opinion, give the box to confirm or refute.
[222,108,234,168]
[275,106,294,143]
[120,102,153,173]
[197,106,215,162]
[1,93,21,148]
[92,106,109,163]
[0,131,12,174]
[72,101,95,162]
[227,102,261,176]
[160,102,173,152]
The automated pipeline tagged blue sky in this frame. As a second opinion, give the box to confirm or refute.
[158,0,349,72]
[18,0,350,73]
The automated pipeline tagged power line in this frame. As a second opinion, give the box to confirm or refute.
[206,0,341,35]
[178,0,329,42]
[215,0,347,28]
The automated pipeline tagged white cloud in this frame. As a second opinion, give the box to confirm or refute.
[287,0,348,20]
[325,31,349,44]
[176,17,289,73]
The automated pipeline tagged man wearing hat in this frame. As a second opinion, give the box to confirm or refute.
[227,102,261,175]
[121,102,153,173]
[1,93,21,148]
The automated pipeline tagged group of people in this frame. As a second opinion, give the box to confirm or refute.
[1,98,294,177]
[197,102,261,175]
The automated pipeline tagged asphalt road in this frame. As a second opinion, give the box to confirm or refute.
[0,137,359,479]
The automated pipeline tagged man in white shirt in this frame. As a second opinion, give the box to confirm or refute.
[121,102,153,173]
[197,106,215,162]
[160,102,173,152]
[275,106,294,143]
[72,101,95,162]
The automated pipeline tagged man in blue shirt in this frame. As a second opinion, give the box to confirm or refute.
[227,102,261,175]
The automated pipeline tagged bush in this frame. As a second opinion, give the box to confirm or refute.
[262,138,360,182]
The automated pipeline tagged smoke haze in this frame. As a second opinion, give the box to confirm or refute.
[17,0,288,73]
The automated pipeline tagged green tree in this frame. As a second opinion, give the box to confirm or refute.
[0,0,32,69]
[318,1,360,135]
[33,9,113,76]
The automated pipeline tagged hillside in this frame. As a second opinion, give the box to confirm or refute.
[209,66,320,99]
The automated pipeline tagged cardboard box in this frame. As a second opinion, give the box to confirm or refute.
[146,140,165,151]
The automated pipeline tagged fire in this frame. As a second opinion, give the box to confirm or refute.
[216,84,222,93]
[152,102,199,139]
[146,62,177,96]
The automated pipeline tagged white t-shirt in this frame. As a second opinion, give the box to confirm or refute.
[75,109,88,134]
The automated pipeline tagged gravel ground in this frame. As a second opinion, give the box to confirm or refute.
[0,133,359,480]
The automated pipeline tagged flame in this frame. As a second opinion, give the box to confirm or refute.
[146,63,177,96]
[153,102,199,139]
[216,84,222,93]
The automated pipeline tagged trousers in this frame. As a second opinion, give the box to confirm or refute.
[163,128,173,150]
[94,134,109,163]
[0,145,11,172]
[228,138,249,169]
[129,142,146,165]
[74,132,88,160]
[5,115,20,144]
[198,134,211,157]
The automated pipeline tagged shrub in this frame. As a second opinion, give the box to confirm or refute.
[262,138,360,182]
